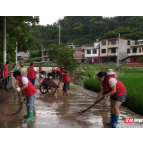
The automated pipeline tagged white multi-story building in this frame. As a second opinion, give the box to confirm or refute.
[84,42,100,63]
[100,38,135,62]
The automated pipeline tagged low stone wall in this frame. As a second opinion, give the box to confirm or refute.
[96,67,143,72]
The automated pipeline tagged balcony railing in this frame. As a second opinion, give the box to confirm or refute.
[108,45,118,48]
[128,53,143,56]
[108,53,118,56]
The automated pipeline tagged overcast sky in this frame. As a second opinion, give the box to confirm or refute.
[38,16,116,26]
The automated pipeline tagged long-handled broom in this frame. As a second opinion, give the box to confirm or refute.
[77,95,107,116]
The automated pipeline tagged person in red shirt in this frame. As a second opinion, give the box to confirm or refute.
[0,61,11,91]
[13,70,37,122]
[60,67,70,97]
[27,63,39,85]
[95,69,127,128]
[39,65,42,78]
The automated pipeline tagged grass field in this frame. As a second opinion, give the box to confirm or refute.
[24,64,143,68]
[80,64,142,68]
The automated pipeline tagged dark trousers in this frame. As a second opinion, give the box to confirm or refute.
[1,76,8,85]
[56,71,61,79]
[28,78,36,86]
[52,70,55,79]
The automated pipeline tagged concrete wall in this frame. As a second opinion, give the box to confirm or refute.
[74,46,85,58]
[17,52,30,58]
[119,39,135,60]
[124,57,130,63]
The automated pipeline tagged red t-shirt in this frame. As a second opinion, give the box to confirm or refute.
[18,76,37,98]
[39,66,42,72]
[27,66,37,78]
[1,64,8,77]
[102,74,126,97]
[61,70,70,83]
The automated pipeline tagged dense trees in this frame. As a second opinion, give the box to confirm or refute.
[29,16,143,51]
[1,16,143,66]
[0,16,39,66]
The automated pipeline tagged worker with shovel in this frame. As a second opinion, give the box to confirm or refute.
[13,70,37,123]
[96,69,127,128]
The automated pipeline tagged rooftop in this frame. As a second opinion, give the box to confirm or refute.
[130,44,143,47]
[100,38,135,41]
[138,39,143,42]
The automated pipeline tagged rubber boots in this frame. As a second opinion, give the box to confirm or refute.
[24,107,34,122]
[112,115,119,128]
[23,107,29,119]
[24,107,35,119]
[106,114,114,125]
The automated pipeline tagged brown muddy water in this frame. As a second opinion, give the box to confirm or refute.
[0,68,142,128]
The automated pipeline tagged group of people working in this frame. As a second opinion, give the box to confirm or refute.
[1,62,126,128]
[1,62,70,123]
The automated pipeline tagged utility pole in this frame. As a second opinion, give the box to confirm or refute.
[56,19,61,45]
[59,22,60,45]
[117,33,120,67]
[15,42,17,65]
[3,16,6,65]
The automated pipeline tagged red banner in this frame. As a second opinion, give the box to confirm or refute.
[125,63,142,65]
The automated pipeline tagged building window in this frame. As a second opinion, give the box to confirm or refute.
[111,48,116,53]
[139,49,141,53]
[82,55,84,58]
[111,40,116,45]
[133,48,137,53]
[101,49,106,53]
[132,41,135,45]
[82,49,84,52]
[102,41,106,45]
[43,51,47,56]
[87,50,91,54]
[127,41,130,45]
[93,49,97,54]
[127,49,130,53]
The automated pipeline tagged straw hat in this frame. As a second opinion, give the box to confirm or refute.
[107,69,115,75]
